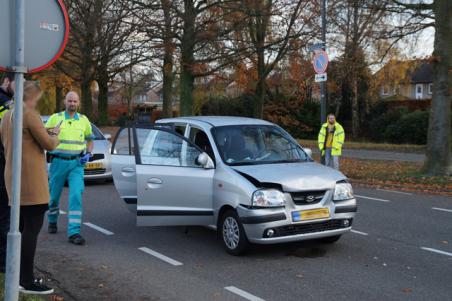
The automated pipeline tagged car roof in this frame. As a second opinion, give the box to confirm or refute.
[157,116,274,128]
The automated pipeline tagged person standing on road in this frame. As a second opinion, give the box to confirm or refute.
[0,72,15,273]
[1,81,59,294]
[46,91,94,245]
[318,114,345,170]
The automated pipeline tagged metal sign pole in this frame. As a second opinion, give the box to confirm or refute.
[320,0,327,125]
[5,0,25,299]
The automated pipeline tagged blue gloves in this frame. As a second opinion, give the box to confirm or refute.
[80,153,92,165]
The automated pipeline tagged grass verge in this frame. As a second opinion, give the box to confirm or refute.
[316,155,451,195]
[300,139,425,154]
[0,273,46,301]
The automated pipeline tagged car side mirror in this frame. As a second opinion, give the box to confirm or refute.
[303,147,312,157]
[104,133,112,140]
[196,152,214,169]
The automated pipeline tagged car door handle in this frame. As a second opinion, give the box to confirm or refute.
[121,167,135,177]
[146,178,163,189]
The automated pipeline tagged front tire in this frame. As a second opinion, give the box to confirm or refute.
[219,210,250,255]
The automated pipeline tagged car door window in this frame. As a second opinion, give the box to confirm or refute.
[137,128,202,168]
[112,127,134,155]
[188,127,215,161]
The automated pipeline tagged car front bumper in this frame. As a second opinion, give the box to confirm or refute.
[237,198,357,244]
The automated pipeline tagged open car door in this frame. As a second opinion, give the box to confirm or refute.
[133,125,215,226]
[111,127,137,212]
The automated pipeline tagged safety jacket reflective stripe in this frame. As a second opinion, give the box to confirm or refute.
[45,111,93,156]
[317,122,345,156]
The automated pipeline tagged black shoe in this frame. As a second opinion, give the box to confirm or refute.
[19,282,54,295]
[48,223,57,234]
[68,234,85,245]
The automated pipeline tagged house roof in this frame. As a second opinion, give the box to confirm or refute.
[410,62,433,84]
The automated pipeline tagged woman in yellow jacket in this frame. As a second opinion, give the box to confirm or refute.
[317,114,345,170]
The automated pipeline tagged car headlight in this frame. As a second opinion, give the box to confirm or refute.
[252,189,285,207]
[334,183,354,201]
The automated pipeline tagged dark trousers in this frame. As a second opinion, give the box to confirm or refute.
[19,205,47,286]
[0,195,9,273]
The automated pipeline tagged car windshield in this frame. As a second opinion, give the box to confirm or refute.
[91,125,105,140]
[212,125,308,166]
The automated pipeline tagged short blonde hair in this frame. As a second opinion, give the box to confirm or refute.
[23,81,42,102]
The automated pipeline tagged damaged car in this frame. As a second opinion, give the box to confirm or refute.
[111,116,357,255]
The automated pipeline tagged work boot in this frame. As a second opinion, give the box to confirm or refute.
[48,223,57,234]
[68,234,85,245]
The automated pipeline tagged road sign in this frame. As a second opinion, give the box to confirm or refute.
[0,0,69,73]
[315,73,327,82]
[312,50,329,74]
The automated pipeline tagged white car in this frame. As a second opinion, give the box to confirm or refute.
[41,115,113,180]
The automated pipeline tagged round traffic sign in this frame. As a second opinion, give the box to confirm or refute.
[0,0,69,73]
[312,50,329,74]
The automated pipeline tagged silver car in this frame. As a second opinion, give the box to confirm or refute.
[111,117,357,255]
[41,116,113,180]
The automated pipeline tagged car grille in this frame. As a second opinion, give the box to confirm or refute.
[84,168,107,175]
[263,219,352,238]
[290,190,327,205]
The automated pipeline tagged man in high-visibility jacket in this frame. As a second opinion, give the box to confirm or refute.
[318,114,345,170]
[0,72,15,271]
[45,91,94,245]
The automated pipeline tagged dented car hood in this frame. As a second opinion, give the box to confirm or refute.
[233,162,345,191]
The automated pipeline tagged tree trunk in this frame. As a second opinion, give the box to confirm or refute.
[161,0,174,118]
[81,79,92,119]
[97,72,109,126]
[351,76,360,138]
[179,0,196,116]
[423,0,451,175]
[55,84,63,112]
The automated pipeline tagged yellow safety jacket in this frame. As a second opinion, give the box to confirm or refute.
[45,111,94,156]
[318,122,345,156]
[0,90,12,119]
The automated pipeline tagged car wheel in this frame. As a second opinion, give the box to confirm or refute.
[220,210,249,255]
[319,235,342,244]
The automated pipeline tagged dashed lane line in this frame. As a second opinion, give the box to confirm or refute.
[432,207,452,213]
[224,286,265,301]
[377,189,412,195]
[351,229,368,236]
[83,222,114,235]
[355,195,391,203]
[138,247,183,266]
[421,247,452,257]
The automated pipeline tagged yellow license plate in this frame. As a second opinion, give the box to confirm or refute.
[85,162,103,170]
[292,208,330,222]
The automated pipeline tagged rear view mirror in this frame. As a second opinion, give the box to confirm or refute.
[303,147,312,157]
[196,152,214,169]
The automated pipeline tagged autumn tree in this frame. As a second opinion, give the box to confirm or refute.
[389,0,451,175]
[231,0,316,118]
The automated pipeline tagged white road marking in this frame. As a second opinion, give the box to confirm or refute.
[224,286,265,301]
[377,189,412,195]
[83,222,114,235]
[355,195,390,202]
[421,247,452,257]
[138,247,183,266]
[351,229,368,236]
[59,210,67,215]
[432,207,452,213]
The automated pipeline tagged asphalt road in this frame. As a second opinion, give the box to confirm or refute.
[36,182,452,301]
